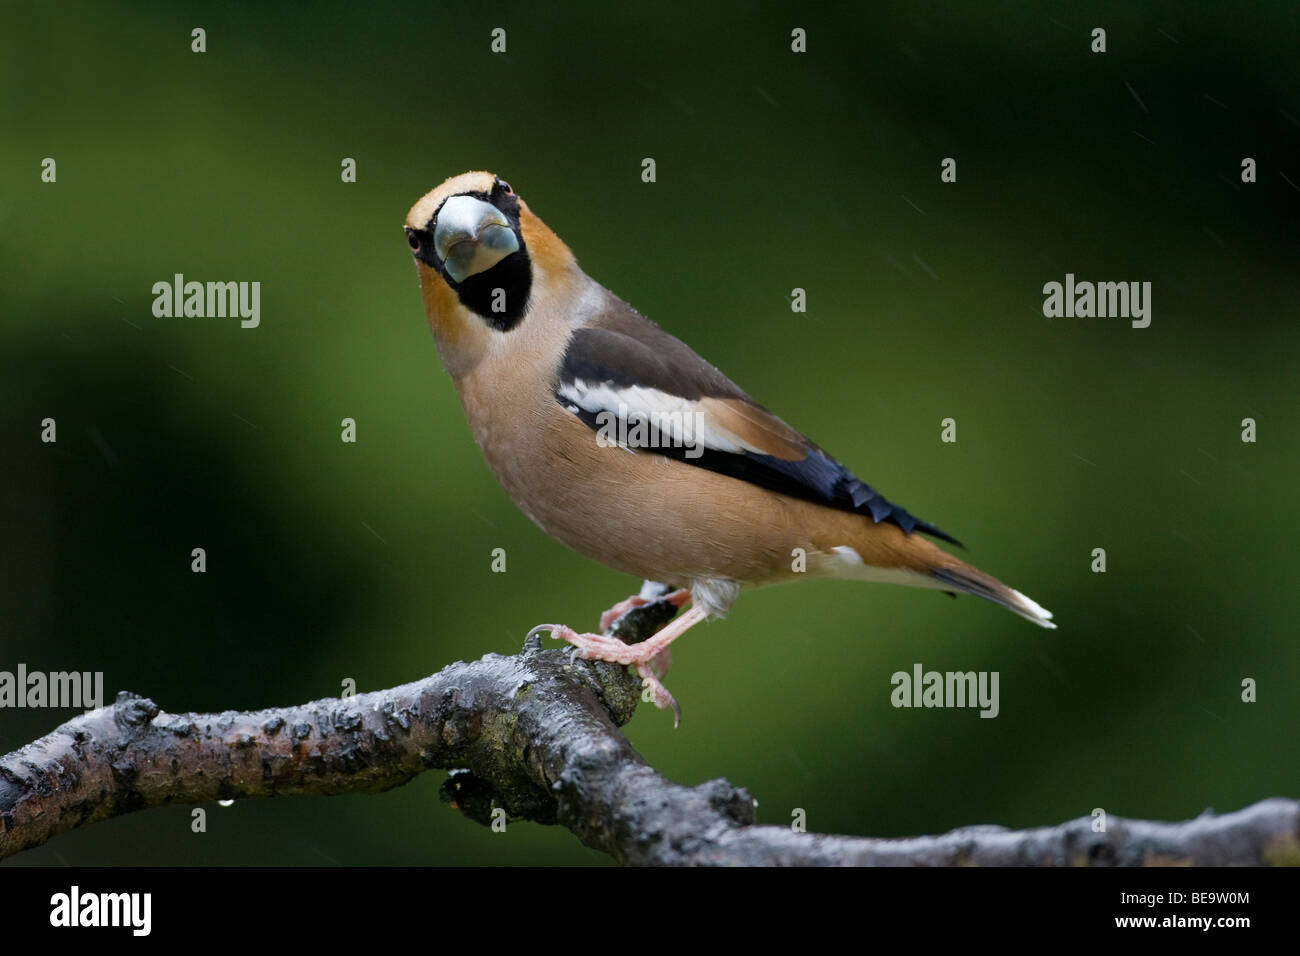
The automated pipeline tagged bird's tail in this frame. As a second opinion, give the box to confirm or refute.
[929,560,1056,629]
[809,505,1056,628]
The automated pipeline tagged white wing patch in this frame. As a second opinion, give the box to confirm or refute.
[558,379,766,456]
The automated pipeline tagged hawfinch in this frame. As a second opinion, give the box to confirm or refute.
[404,171,1054,725]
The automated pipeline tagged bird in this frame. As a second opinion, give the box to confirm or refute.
[403,170,1054,725]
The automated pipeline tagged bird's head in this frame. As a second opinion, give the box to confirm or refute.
[405,171,575,371]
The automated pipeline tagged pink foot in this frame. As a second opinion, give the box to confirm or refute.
[530,624,648,665]
[634,660,680,726]
[527,603,706,728]
[529,623,681,722]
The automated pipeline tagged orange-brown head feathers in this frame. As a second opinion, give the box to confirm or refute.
[404,172,575,372]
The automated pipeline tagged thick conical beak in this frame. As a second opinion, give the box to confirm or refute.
[433,195,520,282]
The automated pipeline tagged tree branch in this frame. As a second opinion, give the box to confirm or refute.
[2,598,1297,865]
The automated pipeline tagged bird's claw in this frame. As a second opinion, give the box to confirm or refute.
[529,620,681,724]
[525,623,559,642]
[636,664,681,728]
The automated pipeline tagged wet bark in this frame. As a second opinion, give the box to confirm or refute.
[2,598,1297,865]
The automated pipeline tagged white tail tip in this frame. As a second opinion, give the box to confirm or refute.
[1010,588,1056,629]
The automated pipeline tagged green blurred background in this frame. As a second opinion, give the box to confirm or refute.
[2,0,1297,865]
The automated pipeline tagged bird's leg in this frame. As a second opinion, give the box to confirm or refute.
[599,587,691,632]
[527,601,708,727]
[535,604,705,667]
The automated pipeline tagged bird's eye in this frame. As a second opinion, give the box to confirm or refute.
[407,232,421,252]
[498,180,513,195]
